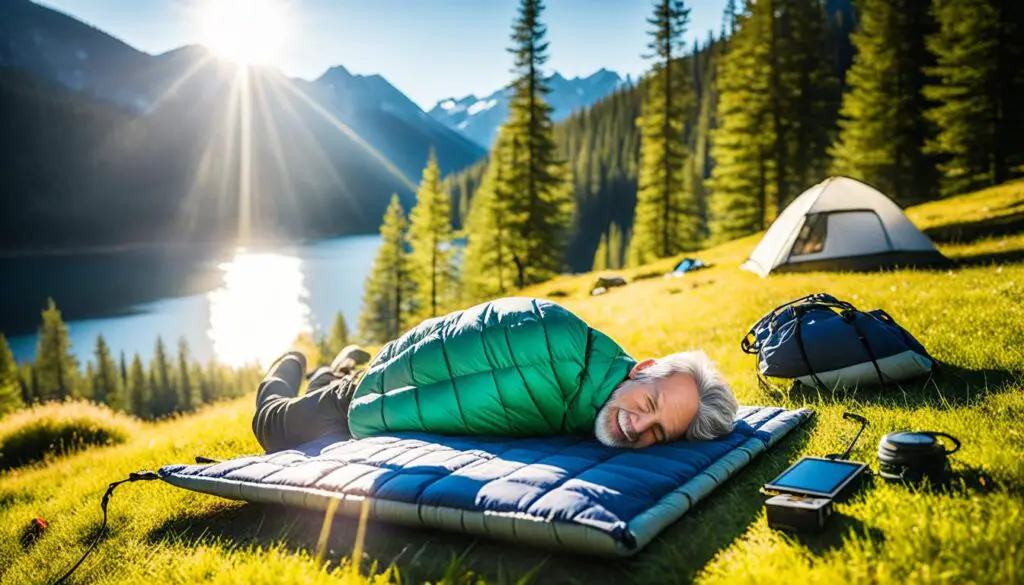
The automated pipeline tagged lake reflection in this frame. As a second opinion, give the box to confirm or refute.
[3,235,382,366]
[207,250,312,368]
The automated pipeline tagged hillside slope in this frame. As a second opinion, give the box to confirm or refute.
[1,181,1022,584]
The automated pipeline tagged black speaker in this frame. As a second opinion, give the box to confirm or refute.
[877,431,960,484]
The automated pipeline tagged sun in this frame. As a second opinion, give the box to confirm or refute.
[200,0,288,65]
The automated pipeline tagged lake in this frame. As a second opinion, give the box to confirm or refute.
[1,235,382,368]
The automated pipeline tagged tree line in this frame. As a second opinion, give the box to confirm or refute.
[440,0,1024,275]
[0,300,268,419]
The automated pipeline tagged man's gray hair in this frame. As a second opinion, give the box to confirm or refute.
[637,350,739,440]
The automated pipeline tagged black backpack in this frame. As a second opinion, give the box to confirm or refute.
[741,293,934,390]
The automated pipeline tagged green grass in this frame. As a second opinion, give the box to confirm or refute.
[2,181,1024,584]
[0,401,139,470]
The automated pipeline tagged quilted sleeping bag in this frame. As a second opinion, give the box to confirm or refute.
[348,297,637,438]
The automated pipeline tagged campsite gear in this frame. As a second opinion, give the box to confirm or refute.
[741,293,934,390]
[877,431,961,484]
[349,297,636,438]
[161,406,810,557]
[742,176,950,277]
[765,494,833,533]
[670,257,706,275]
[764,412,870,533]
[591,275,627,295]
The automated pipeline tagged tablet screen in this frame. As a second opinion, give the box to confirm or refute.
[769,458,862,495]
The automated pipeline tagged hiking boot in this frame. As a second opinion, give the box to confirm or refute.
[331,345,371,376]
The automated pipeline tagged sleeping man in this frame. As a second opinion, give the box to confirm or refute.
[252,297,739,452]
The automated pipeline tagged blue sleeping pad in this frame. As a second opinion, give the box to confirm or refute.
[160,405,809,556]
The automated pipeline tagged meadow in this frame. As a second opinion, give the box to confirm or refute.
[1,181,1022,584]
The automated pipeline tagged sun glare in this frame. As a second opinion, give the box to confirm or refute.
[200,0,288,65]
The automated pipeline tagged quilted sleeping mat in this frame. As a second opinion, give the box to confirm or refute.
[159,405,810,556]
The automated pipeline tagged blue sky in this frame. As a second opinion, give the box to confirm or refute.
[37,0,727,110]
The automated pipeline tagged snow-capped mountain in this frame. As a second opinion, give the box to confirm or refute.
[429,68,629,148]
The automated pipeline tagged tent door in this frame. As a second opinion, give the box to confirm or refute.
[785,210,893,264]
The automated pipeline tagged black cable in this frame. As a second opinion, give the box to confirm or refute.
[53,471,160,585]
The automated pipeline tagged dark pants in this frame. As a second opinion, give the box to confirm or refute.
[251,352,358,453]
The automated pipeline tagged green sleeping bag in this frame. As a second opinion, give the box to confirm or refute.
[348,297,636,438]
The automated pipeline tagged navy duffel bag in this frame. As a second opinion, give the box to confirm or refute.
[741,293,934,390]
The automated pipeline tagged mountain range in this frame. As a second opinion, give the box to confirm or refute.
[428,69,628,147]
[0,0,633,251]
[0,0,487,249]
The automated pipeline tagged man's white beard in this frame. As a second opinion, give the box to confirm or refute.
[594,381,636,448]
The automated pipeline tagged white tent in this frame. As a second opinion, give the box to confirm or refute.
[741,176,948,277]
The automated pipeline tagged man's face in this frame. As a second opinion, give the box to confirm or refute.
[594,359,700,449]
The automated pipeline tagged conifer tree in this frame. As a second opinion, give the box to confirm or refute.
[607,222,625,270]
[318,312,351,361]
[709,0,837,240]
[830,0,936,204]
[127,353,149,418]
[629,0,697,266]
[34,298,78,401]
[177,338,198,411]
[83,362,95,400]
[407,150,456,318]
[592,233,609,271]
[0,334,23,416]
[19,363,34,405]
[708,1,773,241]
[150,336,176,416]
[119,350,128,386]
[462,130,520,300]
[924,0,1024,197]
[358,195,414,344]
[503,0,574,284]
[91,335,123,410]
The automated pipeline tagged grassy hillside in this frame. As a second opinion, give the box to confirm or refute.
[2,181,1023,584]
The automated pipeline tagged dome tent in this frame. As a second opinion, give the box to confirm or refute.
[741,176,949,277]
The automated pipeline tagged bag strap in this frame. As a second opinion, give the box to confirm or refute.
[846,311,887,390]
[742,294,859,354]
[794,308,827,392]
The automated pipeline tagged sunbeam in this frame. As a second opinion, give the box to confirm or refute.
[238,67,253,244]
[277,79,418,192]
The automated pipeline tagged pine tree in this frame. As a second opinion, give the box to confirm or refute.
[119,350,128,386]
[83,362,95,401]
[830,0,936,204]
[708,1,773,241]
[629,0,697,266]
[709,0,837,240]
[924,0,1024,197]
[33,298,78,401]
[150,336,175,416]
[317,312,351,362]
[177,338,198,411]
[0,334,24,416]
[462,130,520,300]
[91,335,123,410]
[19,363,34,405]
[127,353,149,418]
[407,149,456,318]
[592,232,609,271]
[607,222,625,269]
[503,0,574,284]
[358,195,415,344]
[722,0,737,38]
